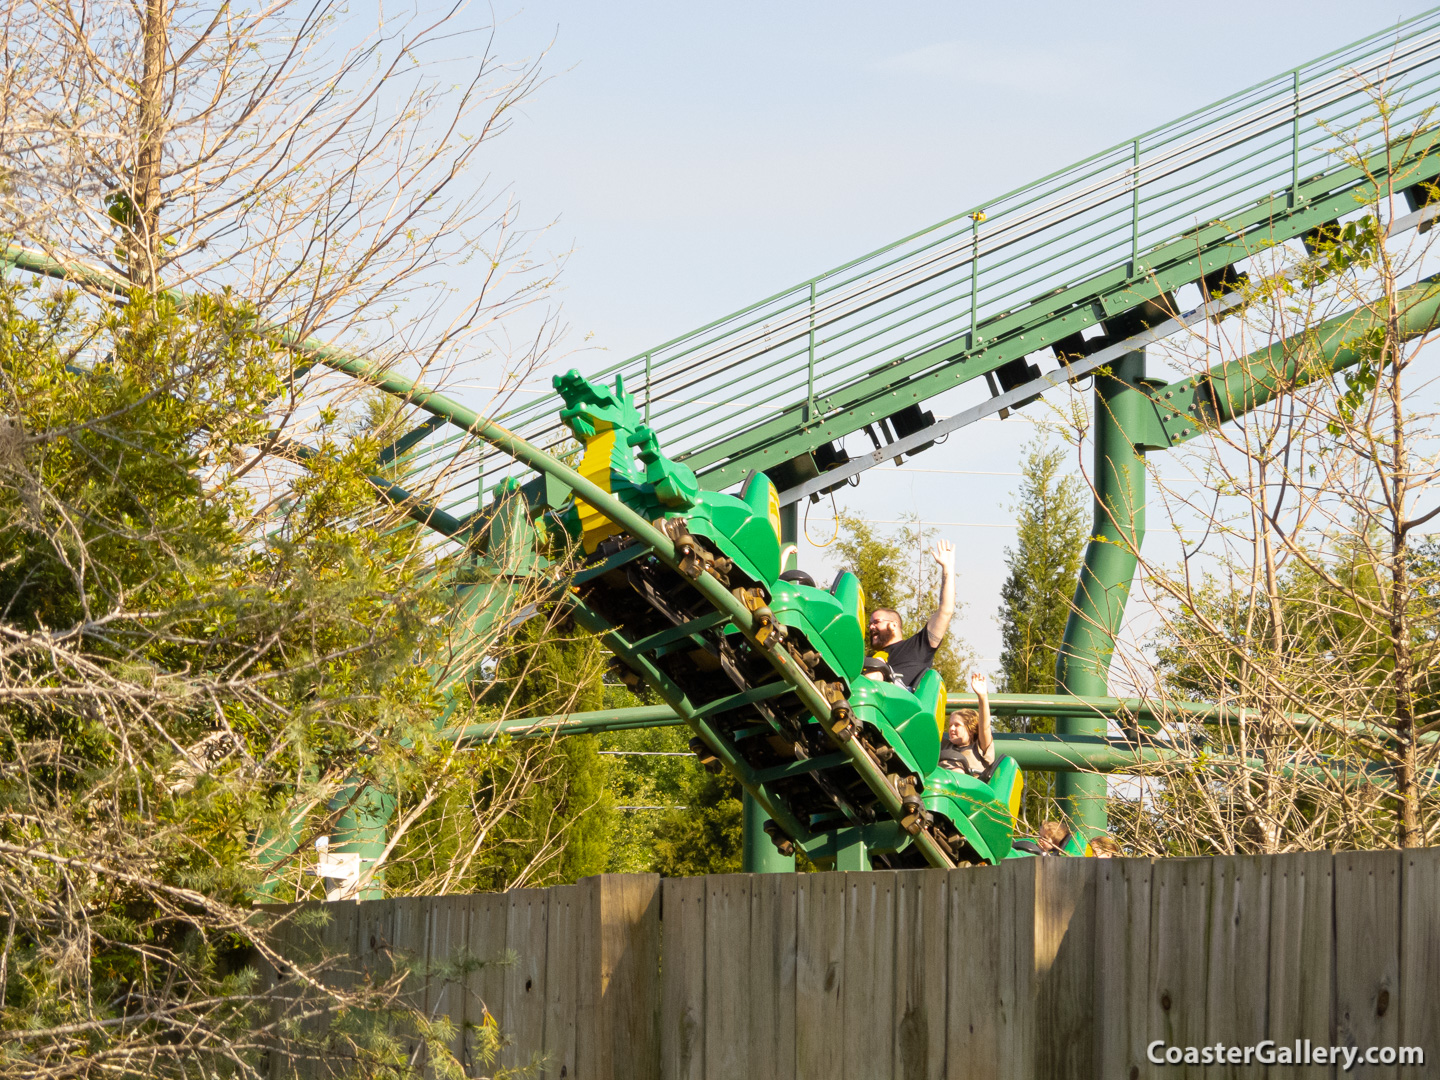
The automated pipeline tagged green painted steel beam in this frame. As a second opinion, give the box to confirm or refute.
[1055,348,1149,833]
[446,704,684,741]
[1140,274,1440,447]
[752,753,851,784]
[683,153,1440,492]
[449,704,1408,776]
[565,599,818,845]
[742,792,795,873]
[462,693,1434,742]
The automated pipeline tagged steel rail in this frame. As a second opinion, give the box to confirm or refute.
[269,343,957,867]
[455,705,1437,782]
[492,55,1428,411]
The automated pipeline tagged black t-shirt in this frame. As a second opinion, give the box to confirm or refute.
[873,628,936,688]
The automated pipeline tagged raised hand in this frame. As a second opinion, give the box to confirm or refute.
[930,538,955,572]
[969,671,989,697]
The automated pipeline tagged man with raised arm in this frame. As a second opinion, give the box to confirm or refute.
[865,539,955,688]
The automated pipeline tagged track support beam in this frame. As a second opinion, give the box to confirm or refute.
[1056,349,1149,835]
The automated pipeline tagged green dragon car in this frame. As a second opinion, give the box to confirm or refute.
[763,570,867,685]
[847,668,945,781]
[923,755,1025,864]
[552,369,782,590]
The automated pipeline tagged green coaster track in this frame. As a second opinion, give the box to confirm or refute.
[11,8,1440,888]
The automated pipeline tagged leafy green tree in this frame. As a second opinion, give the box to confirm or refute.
[600,722,744,878]
[0,285,496,1075]
[0,0,554,1067]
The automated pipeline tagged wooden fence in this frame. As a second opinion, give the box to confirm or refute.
[267,848,1440,1078]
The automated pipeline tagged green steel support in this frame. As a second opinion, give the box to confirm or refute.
[1056,349,1149,834]
[326,782,395,900]
[742,791,795,873]
[479,693,1337,732]
[450,704,683,741]
[833,830,870,872]
[1160,276,1440,442]
[329,487,540,898]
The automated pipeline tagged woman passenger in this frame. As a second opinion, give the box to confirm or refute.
[938,671,996,777]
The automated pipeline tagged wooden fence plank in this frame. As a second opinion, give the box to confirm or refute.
[1032,857,1096,1080]
[327,897,399,1080]
[1204,856,1271,1080]
[313,901,362,1080]
[1335,850,1401,1080]
[1399,848,1440,1080]
[843,870,897,1080]
[1092,857,1152,1080]
[501,889,551,1075]
[795,872,847,1077]
[662,877,707,1080]
[705,874,754,1080]
[748,874,799,1080]
[543,884,584,1080]
[892,868,948,1080]
[355,898,399,987]
[585,873,662,1080]
[418,895,469,1076]
[946,859,1034,1078]
[462,892,510,1077]
[264,903,311,1080]
[391,897,431,1067]
[1148,858,1212,1080]
[1266,850,1332,1080]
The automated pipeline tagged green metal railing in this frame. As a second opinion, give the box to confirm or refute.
[377,7,1440,523]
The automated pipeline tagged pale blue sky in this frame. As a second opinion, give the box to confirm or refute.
[472,2,1438,666]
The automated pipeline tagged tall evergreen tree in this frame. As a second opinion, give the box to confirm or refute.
[998,440,1088,708]
[997,441,1087,827]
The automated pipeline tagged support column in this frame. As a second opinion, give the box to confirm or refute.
[741,499,799,873]
[833,828,870,871]
[328,780,394,900]
[1055,350,1148,836]
[742,790,795,872]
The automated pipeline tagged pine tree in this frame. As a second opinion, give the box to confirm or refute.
[996,440,1088,827]
[998,440,1088,711]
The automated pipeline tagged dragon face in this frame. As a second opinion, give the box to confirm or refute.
[554,370,643,442]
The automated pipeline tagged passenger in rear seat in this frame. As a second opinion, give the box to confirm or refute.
[860,656,903,684]
[1036,820,1070,855]
[938,671,996,777]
